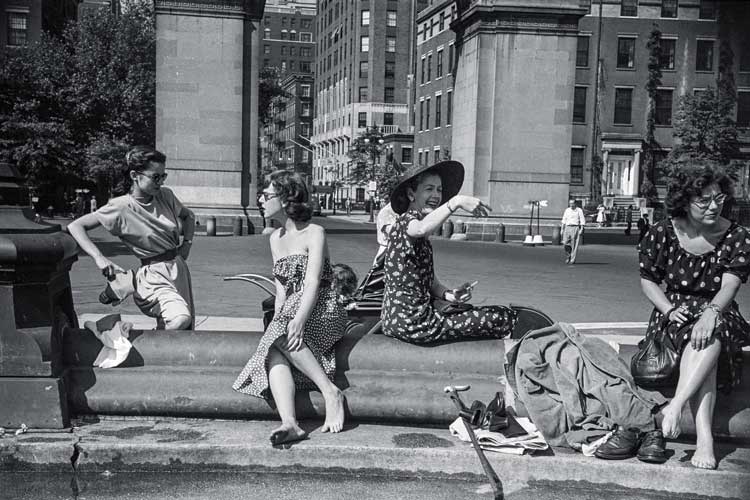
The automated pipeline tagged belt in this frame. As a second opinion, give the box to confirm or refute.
[565,224,580,227]
[140,248,178,266]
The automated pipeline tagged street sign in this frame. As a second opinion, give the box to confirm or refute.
[368,181,377,193]
[540,200,548,207]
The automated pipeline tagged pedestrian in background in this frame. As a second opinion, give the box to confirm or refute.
[625,205,634,235]
[596,203,606,227]
[560,199,586,264]
[90,196,97,213]
[637,212,650,243]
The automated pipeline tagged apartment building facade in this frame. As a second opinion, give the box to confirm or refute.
[310,0,427,209]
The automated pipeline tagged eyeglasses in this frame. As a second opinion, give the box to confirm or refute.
[261,191,279,201]
[692,193,728,209]
[137,171,168,183]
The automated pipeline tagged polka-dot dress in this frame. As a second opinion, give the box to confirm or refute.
[381,210,517,344]
[638,219,750,392]
[232,254,347,398]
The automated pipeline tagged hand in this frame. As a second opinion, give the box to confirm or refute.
[445,282,475,303]
[691,310,718,351]
[449,196,492,217]
[667,306,689,326]
[178,241,192,261]
[285,317,305,351]
[94,256,125,279]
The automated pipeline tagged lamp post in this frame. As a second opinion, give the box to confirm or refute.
[363,136,385,223]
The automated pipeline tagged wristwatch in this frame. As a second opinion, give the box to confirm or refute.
[183,239,193,245]
[705,303,722,315]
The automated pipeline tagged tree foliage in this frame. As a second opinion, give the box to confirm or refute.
[345,127,406,202]
[258,66,289,126]
[642,25,663,187]
[0,0,156,202]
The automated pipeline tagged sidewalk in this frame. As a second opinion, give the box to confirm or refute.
[4,417,748,499]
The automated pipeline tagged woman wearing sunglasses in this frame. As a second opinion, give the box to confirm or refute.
[68,145,195,330]
[638,161,750,469]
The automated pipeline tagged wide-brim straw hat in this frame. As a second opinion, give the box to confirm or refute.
[390,160,465,214]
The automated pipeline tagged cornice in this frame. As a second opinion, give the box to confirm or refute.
[154,0,266,20]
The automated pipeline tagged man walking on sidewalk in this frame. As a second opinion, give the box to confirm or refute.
[561,199,586,264]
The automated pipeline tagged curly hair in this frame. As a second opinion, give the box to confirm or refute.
[664,159,734,218]
[123,146,166,193]
[269,170,312,222]
[331,263,358,304]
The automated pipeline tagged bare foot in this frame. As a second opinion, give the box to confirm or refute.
[692,438,717,469]
[320,388,345,433]
[660,404,683,439]
[269,422,308,446]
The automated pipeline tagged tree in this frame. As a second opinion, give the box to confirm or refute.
[258,67,289,126]
[346,126,386,188]
[375,150,407,203]
[0,0,156,203]
[642,25,663,188]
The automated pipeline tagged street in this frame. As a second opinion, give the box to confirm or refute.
[67,217,750,324]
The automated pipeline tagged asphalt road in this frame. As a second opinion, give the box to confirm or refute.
[66,216,750,324]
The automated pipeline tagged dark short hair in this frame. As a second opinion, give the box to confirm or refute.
[126,145,166,171]
[664,159,734,217]
[269,170,312,222]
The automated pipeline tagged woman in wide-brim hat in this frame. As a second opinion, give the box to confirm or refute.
[380,160,518,344]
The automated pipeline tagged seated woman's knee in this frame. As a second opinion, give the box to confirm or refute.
[164,313,192,330]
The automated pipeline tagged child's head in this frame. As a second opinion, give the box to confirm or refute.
[331,263,358,304]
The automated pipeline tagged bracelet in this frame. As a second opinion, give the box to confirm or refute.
[447,201,457,213]
[663,306,677,320]
[704,303,722,315]
[183,239,193,245]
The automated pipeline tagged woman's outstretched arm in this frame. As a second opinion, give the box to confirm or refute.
[406,195,491,239]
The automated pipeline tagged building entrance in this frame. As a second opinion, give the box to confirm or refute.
[606,154,638,196]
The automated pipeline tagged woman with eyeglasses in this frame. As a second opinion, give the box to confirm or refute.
[637,161,750,469]
[233,170,347,445]
[68,145,196,330]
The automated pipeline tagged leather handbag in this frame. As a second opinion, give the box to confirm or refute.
[630,314,695,388]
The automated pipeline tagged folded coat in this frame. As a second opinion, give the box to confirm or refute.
[505,323,665,448]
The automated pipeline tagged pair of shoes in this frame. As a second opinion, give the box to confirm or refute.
[594,426,642,460]
[461,393,509,431]
[636,429,667,463]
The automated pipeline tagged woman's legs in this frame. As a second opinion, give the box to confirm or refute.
[277,343,345,433]
[660,339,721,468]
[267,346,307,444]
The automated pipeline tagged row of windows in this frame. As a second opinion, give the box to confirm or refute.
[262,29,313,42]
[262,59,313,73]
[265,45,313,57]
[417,5,458,43]
[359,61,397,79]
[576,35,744,73]
[420,45,455,84]
[416,148,444,168]
[264,16,313,29]
[356,112,396,128]
[572,86,750,127]
[615,0,716,20]
[356,87,396,103]
[360,10,397,27]
[360,36,397,53]
[418,92,453,131]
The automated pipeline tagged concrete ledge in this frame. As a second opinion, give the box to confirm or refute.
[2,419,748,499]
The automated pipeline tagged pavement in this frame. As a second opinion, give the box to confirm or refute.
[4,217,750,499]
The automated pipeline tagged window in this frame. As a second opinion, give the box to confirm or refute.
[421,57,426,84]
[617,37,636,69]
[301,47,311,57]
[387,10,397,27]
[300,61,312,73]
[386,37,396,53]
[264,45,271,55]
[660,38,676,70]
[422,23,428,41]
[302,19,311,29]
[301,84,311,97]
[447,91,452,125]
[425,98,431,130]
[289,60,296,71]
[696,39,714,71]
[385,87,395,103]
[385,61,395,78]
[264,28,271,39]
[402,147,413,164]
[359,86,368,101]
[360,36,369,52]
[655,89,673,125]
[437,49,443,77]
[699,0,716,19]
[301,103,311,117]
[576,36,589,67]
[427,54,432,81]
[361,10,369,26]
[358,112,367,128]
[621,0,638,16]
[418,151,423,166]
[435,94,442,128]
[384,112,394,126]
[290,47,296,56]
[419,101,424,131]
[281,17,287,27]
[356,188,365,202]
[737,92,750,127]
[359,61,369,78]
[570,148,584,184]
[281,46,288,56]
[448,44,454,74]
[439,12,445,31]
[573,86,587,123]
[661,0,677,18]
[263,58,270,68]
[614,88,633,125]
[281,31,288,40]
[300,32,312,42]
[288,32,297,42]
[281,61,287,72]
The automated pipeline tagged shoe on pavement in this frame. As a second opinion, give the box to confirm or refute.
[636,429,667,464]
[509,304,555,339]
[594,427,641,460]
